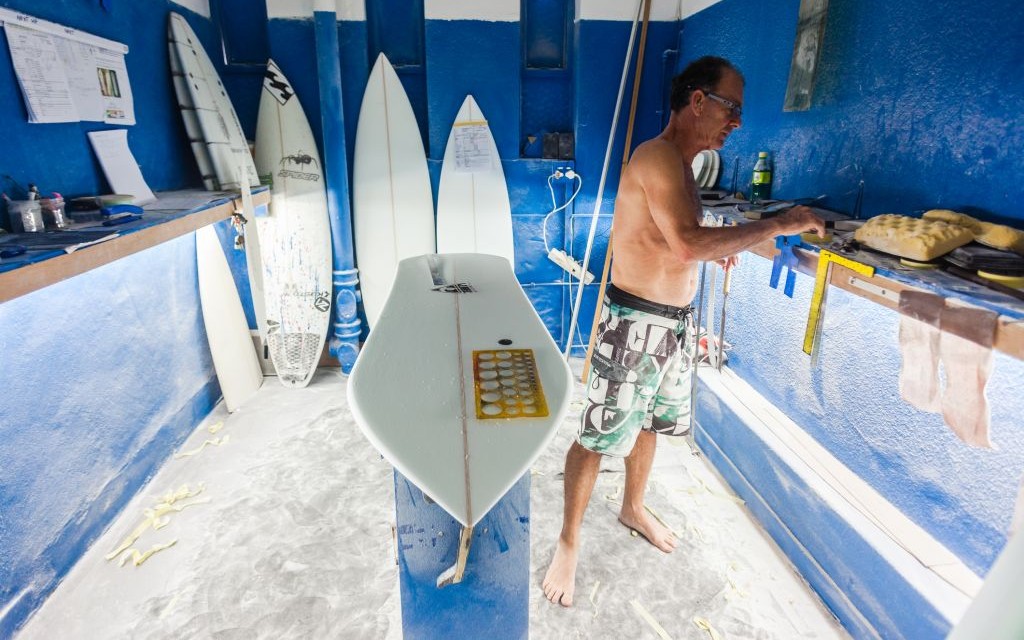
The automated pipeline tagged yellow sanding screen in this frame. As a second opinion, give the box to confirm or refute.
[472,349,549,420]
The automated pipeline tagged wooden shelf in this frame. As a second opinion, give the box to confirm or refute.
[750,238,1024,361]
[0,189,269,305]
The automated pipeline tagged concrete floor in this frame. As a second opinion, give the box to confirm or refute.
[17,365,849,639]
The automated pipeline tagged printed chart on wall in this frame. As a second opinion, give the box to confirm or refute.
[0,8,135,124]
[436,95,514,264]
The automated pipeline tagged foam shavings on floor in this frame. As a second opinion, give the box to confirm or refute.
[21,365,847,639]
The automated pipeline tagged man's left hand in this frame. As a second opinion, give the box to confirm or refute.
[716,254,740,270]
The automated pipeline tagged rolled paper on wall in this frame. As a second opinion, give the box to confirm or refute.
[896,291,944,413]
[938,304,999,448]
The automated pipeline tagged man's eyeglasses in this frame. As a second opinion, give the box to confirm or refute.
[703,91,743,120]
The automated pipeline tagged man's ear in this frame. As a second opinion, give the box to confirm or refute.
[689,89,703,115]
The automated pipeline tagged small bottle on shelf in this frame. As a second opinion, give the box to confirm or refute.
[750,152,772,203]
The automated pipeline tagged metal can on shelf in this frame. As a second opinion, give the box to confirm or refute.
[8,200,44,233]
[39,197,68,230]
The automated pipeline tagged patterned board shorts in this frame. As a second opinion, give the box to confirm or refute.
[578,284,696,458]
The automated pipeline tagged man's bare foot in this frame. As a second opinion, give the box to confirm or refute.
[542,539,578,607]
[618,508,677,553]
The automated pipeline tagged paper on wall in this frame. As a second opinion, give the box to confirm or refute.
[1,9,135,124]
[453,122,493,172]
[92,46,135,125]
[53,37,104,121]
[4,22,78,123]
[87,130,156,205]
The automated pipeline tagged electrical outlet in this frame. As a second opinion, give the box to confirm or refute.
[548,248,595,284]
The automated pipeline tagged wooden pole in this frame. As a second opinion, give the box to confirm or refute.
[580,0,652,383]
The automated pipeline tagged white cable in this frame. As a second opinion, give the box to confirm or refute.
[562,0,644,359]
[542,173,583,254]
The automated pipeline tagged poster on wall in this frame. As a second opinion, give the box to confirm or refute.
[0,8,135,125]
[783,0,829,112]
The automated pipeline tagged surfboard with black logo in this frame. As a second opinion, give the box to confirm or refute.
[254,59,332,387]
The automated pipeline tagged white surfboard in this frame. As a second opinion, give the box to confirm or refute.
[436,95,514,263]
[169,13,268,367]
[353,53,435,328]
[254,59,333,388]
[168,12,259,191]
[167,25,216,191]
[347,253,573,527]
[196,225,263,411]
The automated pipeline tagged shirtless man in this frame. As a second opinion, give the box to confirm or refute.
[542,56,825,607]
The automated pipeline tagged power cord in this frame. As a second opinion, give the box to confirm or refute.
[542,168,582,254]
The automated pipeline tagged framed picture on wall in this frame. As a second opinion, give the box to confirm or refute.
[783,0,829,111]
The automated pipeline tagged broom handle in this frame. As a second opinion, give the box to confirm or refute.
[580,0,652,382]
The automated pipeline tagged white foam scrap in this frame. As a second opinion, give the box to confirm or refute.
[678,474,745,504]
[118,540,178,567]
[589,580,601,617]
[604,484,622,503]
[105,484,208,560]
[630,600,673,639]
[207,421,225,435]
[174,436,230,459]
[693,616,723,640]
[158,592,181,620]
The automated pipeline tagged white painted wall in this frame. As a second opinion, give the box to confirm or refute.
[261,0,719,23]
[424,0,519,21]
[265,0,365,20]
[575,0,722,21]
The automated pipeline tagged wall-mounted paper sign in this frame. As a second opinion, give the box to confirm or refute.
[87,130,156,205]
[0,8,135,125]
[453,121,495,173]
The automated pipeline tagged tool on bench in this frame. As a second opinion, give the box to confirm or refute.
[716,264,733,372]
[101,203,144,226]
[740,195,826,220]
[1,244,27,259]
[802,249,874,365]
[770,235,802,297]
[687,259,709,455]
[703,213,724,368]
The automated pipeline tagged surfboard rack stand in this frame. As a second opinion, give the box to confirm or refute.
[436,525,474,588]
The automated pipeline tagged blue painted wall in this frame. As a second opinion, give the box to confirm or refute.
[4,0,1024,637]
[0,2,231,635]
[0,234,221,637]
[681,0,1024,223]
[679,0,1024,572]
[0,0,207,206]
[672,0,1024,636]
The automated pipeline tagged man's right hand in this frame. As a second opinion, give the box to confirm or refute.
[776,205,827,237]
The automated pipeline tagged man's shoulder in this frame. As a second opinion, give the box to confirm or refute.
[631,138,683,169]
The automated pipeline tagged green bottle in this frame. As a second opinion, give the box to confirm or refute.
[751,152,772,203]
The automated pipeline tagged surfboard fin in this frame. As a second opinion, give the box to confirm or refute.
[436,525,474,588]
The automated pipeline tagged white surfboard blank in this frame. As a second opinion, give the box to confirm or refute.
[196,225,263,411]
[436,95,514,264]
[352,53,435,328]
[168,12,260,191]
[167,27,216,191]
[348,253,573,527]
[254,59,332,388]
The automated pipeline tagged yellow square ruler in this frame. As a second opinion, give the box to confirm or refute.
[802,249,875,362]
